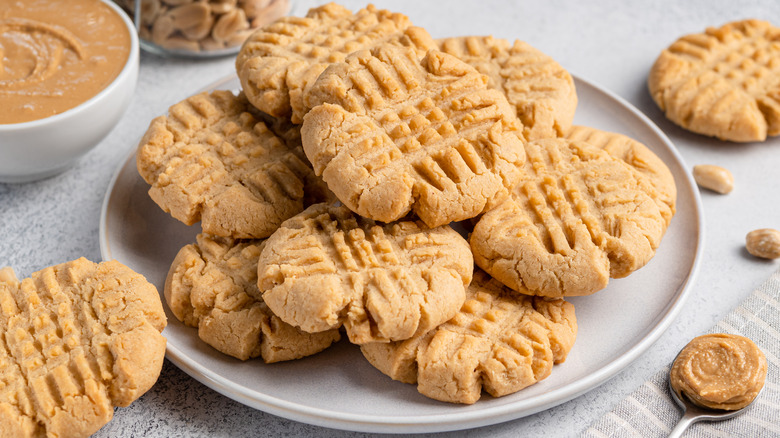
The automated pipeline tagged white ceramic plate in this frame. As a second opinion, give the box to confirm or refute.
[100,75,703,433]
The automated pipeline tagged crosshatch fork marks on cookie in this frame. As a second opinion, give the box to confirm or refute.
[360,270,577,404]
[302,45,525,227]
[161,92,309,203]
[649,19,780,142]
[471,138,667,298]
[165,234,341,362]
[137,90,318,239]
[669,21,780,104]
[261,206,465,282]
[437,35,578,141]
[257,204,473,344]
[0,259,166,438]
[564,125,677,226]
[236,2,433,123]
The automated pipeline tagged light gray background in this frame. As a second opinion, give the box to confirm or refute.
[2,0,779,436]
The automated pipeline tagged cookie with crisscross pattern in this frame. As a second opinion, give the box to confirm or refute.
[302,45,525,227]
[236,2,434,123]
[248,108,339,207]
[137,90,319,239]
[360,268,576,404]
[565,125,677,226]
[438,36,577,140]
[0,259,166,438]
[165,233,340,362]
[257,203,473,344]
[648,19,780,142]
[470,137,667,297]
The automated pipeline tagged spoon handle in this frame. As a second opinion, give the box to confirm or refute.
[668,409,698,438]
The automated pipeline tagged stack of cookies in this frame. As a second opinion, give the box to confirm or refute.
[136,2,677,405]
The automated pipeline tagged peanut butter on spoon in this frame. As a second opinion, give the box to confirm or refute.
[667,333,767,438]
[670,333,767,410]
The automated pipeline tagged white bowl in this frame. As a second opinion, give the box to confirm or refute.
[0,0,139,184]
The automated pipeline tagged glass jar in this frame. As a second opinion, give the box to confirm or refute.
[114,0,290,57]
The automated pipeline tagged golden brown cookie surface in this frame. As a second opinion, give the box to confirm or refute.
[0,259,166,438]
[470,137,667,297]
[248,109,339,207]
[136,90,317,239]
[648,19,780,142]
[360,269,577,404]
[302,45,525,227]
[565,125,677,225]
[165,233,341,362]
[257,203,473,344]
[236,2,434,123]
[438,36,577,140]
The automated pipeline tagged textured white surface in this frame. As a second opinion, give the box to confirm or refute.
[1,0,779,436]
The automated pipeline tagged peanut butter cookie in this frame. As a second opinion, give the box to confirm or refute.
[565,125,677,225]
[470,137,667,297]
[236,2,434,123]
[165,233,341,362]
[438,36,577,140]
[248,108,338,206]
[648,19,780,142]
[0,259,166,438]
[361,269,577,404]
[257,203,473,344]
[137,90,319,239]
[302,45,525,227]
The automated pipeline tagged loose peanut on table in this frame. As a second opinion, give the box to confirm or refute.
[692,164,734,194]
[746,229,780,259]
[116,0,288,53]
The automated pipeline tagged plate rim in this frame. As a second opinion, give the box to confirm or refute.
[99,73,705,433]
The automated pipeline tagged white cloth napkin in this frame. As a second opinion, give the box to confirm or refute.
[583,268,780,437]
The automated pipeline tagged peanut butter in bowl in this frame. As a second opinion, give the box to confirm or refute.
[0,0,131,124]
[670,333,767,411]
[0,0,138,183]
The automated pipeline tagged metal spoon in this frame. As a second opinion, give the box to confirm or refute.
[667,360,763,438]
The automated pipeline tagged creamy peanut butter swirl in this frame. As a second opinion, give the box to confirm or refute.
[0,18,85,91]
[670,333,767,410]
[0,0,130,124]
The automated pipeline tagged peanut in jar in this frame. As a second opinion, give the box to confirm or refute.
[114,0,290,57]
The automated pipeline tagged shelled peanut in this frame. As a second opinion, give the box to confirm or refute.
[115,0,289,53]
